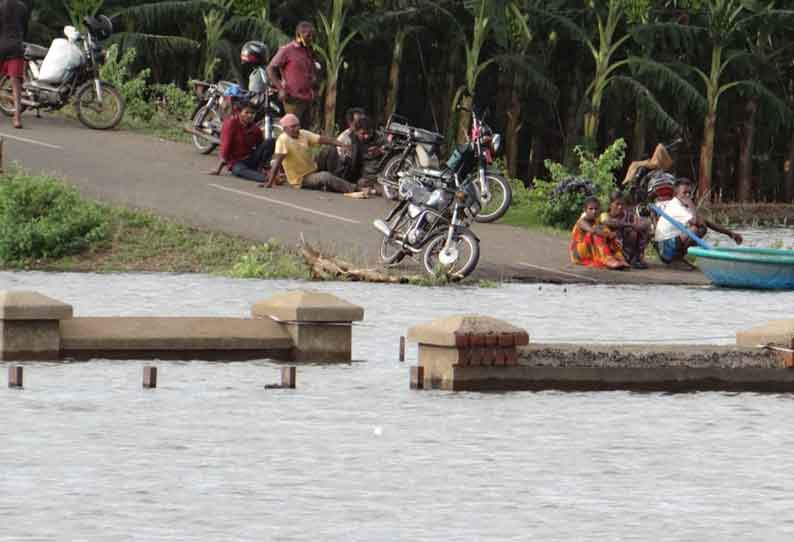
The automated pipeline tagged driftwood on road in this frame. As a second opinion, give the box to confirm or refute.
[299,238,418,283]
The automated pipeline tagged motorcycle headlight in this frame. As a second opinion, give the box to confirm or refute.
[491,133,503,155]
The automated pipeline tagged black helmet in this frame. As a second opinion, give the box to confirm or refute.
[240,41,268,66]
[84,15,113,40]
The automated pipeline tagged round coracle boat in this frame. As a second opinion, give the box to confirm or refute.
[687,246,794,289]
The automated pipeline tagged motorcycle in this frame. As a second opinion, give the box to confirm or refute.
[373,112,492,279]
[376,108,512,223]
[622,138,683,208]
[189,65,282,154]
[0,16,125,130]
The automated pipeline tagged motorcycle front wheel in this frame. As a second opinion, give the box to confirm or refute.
[422,229,480,279]
[379,212,410,266]
[191,104,221,154]
[74,81,125,129]
[474,174,512,223]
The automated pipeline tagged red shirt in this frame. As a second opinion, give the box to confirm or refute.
[219,116,263,166]
[268,41,316,102]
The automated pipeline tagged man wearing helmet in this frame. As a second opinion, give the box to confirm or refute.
[267,21,319,128]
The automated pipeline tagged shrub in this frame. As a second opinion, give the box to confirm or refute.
[0,173,107,263]
[100,45,196,126]
[526,139,626,229]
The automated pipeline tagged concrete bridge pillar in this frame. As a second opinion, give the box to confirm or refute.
[252,291,364,362]
[0,291,73,360]
[407,315,529,390]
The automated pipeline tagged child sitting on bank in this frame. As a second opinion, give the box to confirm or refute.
[598,191,650,269]
[569,196,629,270]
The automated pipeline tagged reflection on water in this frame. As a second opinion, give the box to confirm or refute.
[2,272,794,540]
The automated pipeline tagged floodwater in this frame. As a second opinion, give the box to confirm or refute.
[2,271,794,541]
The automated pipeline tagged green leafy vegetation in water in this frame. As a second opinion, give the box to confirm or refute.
[229,240,311,280]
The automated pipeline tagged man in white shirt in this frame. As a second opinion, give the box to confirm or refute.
[654,178,743,263]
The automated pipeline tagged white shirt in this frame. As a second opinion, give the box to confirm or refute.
[654,197,694,241]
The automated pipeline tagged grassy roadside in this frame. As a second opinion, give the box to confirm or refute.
[0,170,309,278]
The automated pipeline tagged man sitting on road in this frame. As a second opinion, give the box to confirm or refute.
[654,178,743,264]
[210,102,275,183]
[263,113,366,195]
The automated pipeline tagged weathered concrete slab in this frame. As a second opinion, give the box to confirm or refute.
[407,315,528,347]
[0,291,73,320]
[60,317,293,360]
[448,365,794,392]
[252,291,364,323]
[416,343,788,392]
[736,320,794,348]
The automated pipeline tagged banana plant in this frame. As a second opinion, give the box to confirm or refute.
[314,0,358,134]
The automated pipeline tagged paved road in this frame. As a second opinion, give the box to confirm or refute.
[1,114,707,285]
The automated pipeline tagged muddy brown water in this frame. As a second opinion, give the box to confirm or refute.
[2,270,794,540]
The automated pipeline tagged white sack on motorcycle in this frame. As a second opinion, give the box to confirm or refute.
[38,38,82,84]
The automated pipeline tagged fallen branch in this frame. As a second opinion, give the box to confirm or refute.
[299,236,420,283]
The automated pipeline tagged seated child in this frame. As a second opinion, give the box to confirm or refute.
[598,191,651,269]
[569,196,629,270]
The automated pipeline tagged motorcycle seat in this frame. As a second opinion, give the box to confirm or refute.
[410,127,444,146]
[24,43,48,60]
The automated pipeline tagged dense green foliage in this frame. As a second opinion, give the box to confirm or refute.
[100,45,196,136]
[28,0,794,202]
[527,139,627,228]
[0,173,107,263]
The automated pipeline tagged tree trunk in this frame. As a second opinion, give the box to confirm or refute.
[736,98,758,203]
[384,29,406,121]
[698,110,716,199]
[631,105,647,161]
[529,132,544,183]
[505,72,524,178]
[456,93,472,144]
[323,72,338,135]
[785,135,794,203]
[563,77,581,167]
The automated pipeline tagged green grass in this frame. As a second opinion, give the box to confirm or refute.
[501,206,569,238]
[0,171,309,278]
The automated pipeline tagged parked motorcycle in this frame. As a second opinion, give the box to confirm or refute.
[189,40,281,154]
[373,115,492,279]
[0,16,125,130]
[376,108,512,223]
[622,138,683,206]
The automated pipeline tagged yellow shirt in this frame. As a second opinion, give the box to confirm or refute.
[274,130,321,187]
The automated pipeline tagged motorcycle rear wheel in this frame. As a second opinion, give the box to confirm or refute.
[0,75,28,117]
[473,174,512,223]
[191,104,220,154]
[422,230,480,279]
[75,81,125,130]
[378,155,414,201]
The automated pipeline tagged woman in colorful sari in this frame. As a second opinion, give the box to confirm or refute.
[569,196,629,270]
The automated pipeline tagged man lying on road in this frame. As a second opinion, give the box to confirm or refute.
[262,114,369,196]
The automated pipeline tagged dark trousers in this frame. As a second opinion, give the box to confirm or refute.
[301,171,357,193]
[231,139,275,182]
